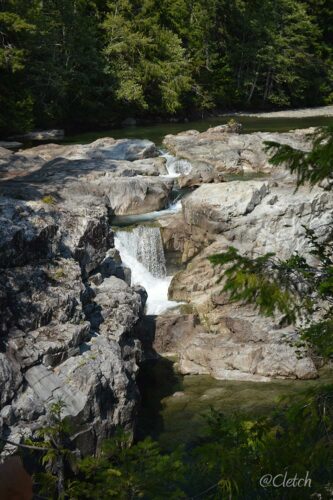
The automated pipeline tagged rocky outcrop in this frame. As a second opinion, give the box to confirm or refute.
[182,181,270,233]
[167,240,319,381]
[0,137,161,458]
[0,138,172,216]
[0,142,22,150]
[11,129,65,142]
[160,212,213,263]
[163,126,333,381]
[18,137,159,162]
[163,126,313,176]
[153,312,204,354]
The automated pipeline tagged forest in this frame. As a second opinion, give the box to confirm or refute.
[0,0,333,135]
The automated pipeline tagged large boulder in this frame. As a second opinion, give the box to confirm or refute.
[182,181,270,233]
[104,177,173,215]
[178,160,223,188]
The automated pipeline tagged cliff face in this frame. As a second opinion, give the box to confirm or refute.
[0,139,162,457]
[159,125,333,382]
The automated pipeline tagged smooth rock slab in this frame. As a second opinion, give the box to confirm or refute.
[183,181,269,232]
[24,364,86,417]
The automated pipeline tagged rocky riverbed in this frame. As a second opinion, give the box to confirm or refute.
[0,121,332,458]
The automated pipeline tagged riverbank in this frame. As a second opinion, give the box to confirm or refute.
[233,105,333,118]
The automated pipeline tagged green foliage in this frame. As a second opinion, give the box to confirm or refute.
[42,195,56,205]
[31,388,333,499]
[1,0,333,135]
[102,0,192,114]
[265,125,333,188]
[209,233,333,358]
[209,248,298,322]
[0,2,35,133]
[31,400,75,499]
[188,384,333,499]
[69,430,186,499]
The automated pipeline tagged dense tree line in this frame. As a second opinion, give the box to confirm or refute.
[1,0,333,135]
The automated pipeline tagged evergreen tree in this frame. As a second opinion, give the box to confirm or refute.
[102,0,193,115]
[0,0,35,134]
[27,0,106,130]
[0,0,333,134]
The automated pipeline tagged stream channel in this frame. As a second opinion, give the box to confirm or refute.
[104,131,333,450]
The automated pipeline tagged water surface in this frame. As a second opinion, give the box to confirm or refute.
[137,360,333,450]
[65,115,333,147]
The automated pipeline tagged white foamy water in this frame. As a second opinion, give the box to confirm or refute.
[114,226,179,315]
[116,226,166,277]
[161,152,193,178]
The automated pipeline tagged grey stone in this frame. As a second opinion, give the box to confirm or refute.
[0,141,23,150]
[12,129,65,141]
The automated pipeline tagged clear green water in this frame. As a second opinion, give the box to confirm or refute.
[66,113,333,449]
[65,115,333,147]
[136,359,333,450]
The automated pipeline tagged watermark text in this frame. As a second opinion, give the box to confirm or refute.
[260,471,312,489]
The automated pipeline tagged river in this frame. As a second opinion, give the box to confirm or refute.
[84,113,332,449]
[65,114,333,147]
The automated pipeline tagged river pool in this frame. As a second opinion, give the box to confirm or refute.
[65,114,333,147]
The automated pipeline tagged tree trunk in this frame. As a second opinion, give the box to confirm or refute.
[247,62,261,103]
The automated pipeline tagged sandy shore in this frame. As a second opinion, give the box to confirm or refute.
[232,105,333,119]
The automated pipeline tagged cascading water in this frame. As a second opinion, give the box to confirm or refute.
[162,152,193,177]
[116,226,166,277]
[114,225,179,315]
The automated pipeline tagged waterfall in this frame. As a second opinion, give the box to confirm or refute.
[115,226,166,278]
[162,153,193,177]
[114,225,178,315]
